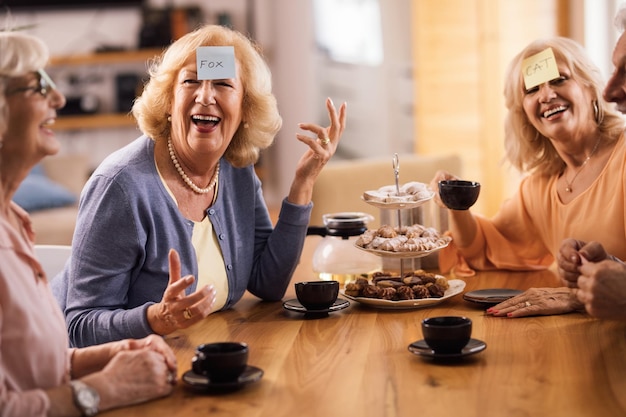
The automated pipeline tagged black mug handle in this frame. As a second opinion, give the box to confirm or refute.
[191,354,206,375]
[306,226,327,237]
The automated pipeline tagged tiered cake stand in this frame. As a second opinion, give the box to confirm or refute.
[356,154,451,276]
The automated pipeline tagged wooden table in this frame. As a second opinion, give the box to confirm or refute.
[102,236,626,417]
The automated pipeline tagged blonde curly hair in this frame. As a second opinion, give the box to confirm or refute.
[132,24,282,167]
[503,37,624,177]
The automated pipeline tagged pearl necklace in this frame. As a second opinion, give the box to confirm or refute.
[564,138,601,193]
[167,138,219,194]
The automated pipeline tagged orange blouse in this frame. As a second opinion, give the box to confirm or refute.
[440,134,626,273]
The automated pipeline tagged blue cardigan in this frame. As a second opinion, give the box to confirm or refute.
[51,136,311,347]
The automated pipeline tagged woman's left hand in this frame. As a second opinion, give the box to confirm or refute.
[486,287,583,318]
[288,97,347,205]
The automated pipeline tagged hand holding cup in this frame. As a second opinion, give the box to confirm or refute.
[438,180,481,210]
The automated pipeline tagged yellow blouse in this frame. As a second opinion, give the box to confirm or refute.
[156,162,229,309]
[192,217,228,310]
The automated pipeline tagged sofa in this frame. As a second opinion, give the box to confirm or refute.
[15,154,90,245]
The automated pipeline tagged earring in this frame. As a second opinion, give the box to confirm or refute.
[167,115,172,122]
[593,100,600,124]
[243,122,249,129]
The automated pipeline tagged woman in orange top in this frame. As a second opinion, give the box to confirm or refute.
[430,37,626,317]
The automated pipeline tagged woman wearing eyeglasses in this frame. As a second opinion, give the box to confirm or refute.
[0,31,178,417]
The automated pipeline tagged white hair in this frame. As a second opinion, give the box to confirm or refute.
[0,31,49,137]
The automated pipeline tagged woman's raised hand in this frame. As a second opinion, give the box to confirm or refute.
[147,249,216,335]
[288,98,347,205]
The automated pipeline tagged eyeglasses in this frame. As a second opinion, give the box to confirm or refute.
[6,69,57,98]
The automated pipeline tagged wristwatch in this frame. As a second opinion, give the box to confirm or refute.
[70,380,100,417]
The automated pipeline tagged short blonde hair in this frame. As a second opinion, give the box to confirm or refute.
[132,24,282,167]
[503,37,624,176]
[0,31,49,136]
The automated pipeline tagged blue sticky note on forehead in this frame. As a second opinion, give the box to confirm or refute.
[196,46,236,80]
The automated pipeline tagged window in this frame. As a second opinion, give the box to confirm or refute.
[313,0,383,66]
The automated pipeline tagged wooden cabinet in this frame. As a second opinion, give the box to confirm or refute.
[49,48,163,131]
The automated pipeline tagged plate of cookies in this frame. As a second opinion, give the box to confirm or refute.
[361,182,434,210]
[340,271,465,309]
[354,224,452,259]
[355,242,451,259]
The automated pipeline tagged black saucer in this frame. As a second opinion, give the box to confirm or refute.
[182,365,263,392]
[463,289,523,306]
[282,298,350,315]
[408,338,487,360]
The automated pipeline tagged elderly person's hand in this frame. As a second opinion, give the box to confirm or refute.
[147,249,216,335]
[558,239,612,287]
[428,170,460,208]
[83,348,175,411]
[115,335,177,376]
[288,98,347,205]
[577,258,626,320]
[486,287,584,318]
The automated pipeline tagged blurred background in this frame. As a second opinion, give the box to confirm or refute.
[2,0,624,217]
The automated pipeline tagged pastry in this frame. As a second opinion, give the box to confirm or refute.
[344,270,449,301]
[362,181,433,204]
[355,224,451,253]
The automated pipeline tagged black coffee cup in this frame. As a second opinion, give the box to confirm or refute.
[191,342,249,382]
[422,316,472,353]
[438,180,481,210]
[295,280,339,310]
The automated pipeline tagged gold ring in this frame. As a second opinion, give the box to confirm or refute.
[183,308,193,320]
[524,301,531,307]
[320,137,330,146]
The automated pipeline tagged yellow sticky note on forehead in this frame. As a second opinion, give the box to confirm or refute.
[522,47,560,90]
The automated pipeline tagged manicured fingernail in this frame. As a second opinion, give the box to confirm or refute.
[507,312,513,317]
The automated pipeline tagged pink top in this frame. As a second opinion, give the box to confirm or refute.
[0,202,71,417]
[440,134,626,272]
